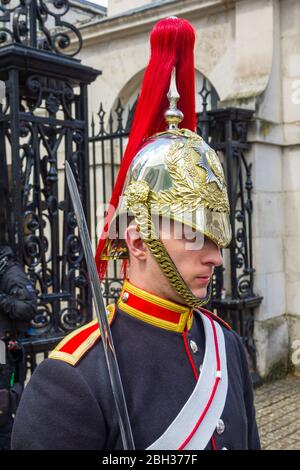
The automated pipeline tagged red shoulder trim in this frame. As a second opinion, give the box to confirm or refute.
[49,304,116,366]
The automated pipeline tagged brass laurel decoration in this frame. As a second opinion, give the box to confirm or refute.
[125,180,150,207]
[158,140,230,214]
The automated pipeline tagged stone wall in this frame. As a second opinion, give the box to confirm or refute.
[281,0,300,375]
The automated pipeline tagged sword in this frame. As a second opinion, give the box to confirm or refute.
[65,161,135,450]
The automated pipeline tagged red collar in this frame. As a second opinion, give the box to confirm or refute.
[118,280,193,333]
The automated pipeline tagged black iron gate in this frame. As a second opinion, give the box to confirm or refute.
[0,0,100,373]
[90,79,262,377]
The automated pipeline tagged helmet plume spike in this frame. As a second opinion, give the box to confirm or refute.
[165,67,184,130]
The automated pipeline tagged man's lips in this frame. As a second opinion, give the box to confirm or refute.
[195,275,211,285]
[196,273,212,279]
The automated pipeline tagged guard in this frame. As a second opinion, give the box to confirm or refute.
[0,244,37,450]
[12,17,260,450]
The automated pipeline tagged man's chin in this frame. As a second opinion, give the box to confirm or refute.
[191,287,208,299]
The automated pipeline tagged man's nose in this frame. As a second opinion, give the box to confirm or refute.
[204,242,223,267]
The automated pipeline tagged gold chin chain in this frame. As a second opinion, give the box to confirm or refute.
[145,237,212,308]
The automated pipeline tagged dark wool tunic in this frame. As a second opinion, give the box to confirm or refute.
[11,296,260,450]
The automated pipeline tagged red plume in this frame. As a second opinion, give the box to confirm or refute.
[95,17,196,279]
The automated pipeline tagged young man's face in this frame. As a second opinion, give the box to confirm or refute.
[125,218,223,304]
[159,220,223,300]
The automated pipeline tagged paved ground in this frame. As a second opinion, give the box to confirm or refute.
[254,375,300,450]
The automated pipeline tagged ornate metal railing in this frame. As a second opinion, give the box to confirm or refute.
[0,3,100,375]
[208,109,263,377]
[0,0,82,56]
[89,79,262,376]
[0,63,98,335]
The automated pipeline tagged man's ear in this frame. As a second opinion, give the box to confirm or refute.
[125,225,147,261]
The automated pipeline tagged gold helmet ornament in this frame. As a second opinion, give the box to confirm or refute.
[96,17,232,308]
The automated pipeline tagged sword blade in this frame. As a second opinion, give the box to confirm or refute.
[65,161,135,450]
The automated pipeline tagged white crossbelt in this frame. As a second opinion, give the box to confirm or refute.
[147,310,228,450]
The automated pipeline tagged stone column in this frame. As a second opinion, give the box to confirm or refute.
[220,0,289,379]
[281,0,300,375]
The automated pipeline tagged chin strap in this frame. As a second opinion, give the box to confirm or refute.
[126,196,211,308]
[146,236,212,308]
